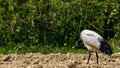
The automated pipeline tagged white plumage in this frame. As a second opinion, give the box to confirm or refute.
[75,29,112,64]
[81,30,102,51]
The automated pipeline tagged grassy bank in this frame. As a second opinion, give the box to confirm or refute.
[0,39,120,54]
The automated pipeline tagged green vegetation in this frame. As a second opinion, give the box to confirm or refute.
[0,0,120,54]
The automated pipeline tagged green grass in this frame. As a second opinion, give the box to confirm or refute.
[0,42,87,54]
[108,39,120,53]
[113,47,120,53]
[0,39,120,54]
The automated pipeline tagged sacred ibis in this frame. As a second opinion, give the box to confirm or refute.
[75,29,112,64]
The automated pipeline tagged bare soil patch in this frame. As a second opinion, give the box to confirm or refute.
[0,52,120,68]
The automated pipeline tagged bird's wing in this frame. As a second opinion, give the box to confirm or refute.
[81,33,101,49]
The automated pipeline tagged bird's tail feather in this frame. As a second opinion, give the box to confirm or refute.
[75,39,87,50]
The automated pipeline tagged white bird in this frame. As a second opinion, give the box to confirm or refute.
[75,29,112,64]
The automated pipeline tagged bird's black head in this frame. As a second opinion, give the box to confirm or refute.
[99,40,112,56]
[104,43,112,56]
[104,47,112,56]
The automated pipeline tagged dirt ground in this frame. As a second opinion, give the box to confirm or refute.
[0,52,120,68]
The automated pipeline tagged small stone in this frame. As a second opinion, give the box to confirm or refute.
[2,56,11,61]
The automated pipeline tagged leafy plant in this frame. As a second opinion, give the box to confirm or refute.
[0,0,120,54]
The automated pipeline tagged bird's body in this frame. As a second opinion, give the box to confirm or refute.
[75,29,112,64]
[81,30,102,51]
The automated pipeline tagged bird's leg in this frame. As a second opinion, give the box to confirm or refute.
[87,51,91,64]
[95,52,99,64]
